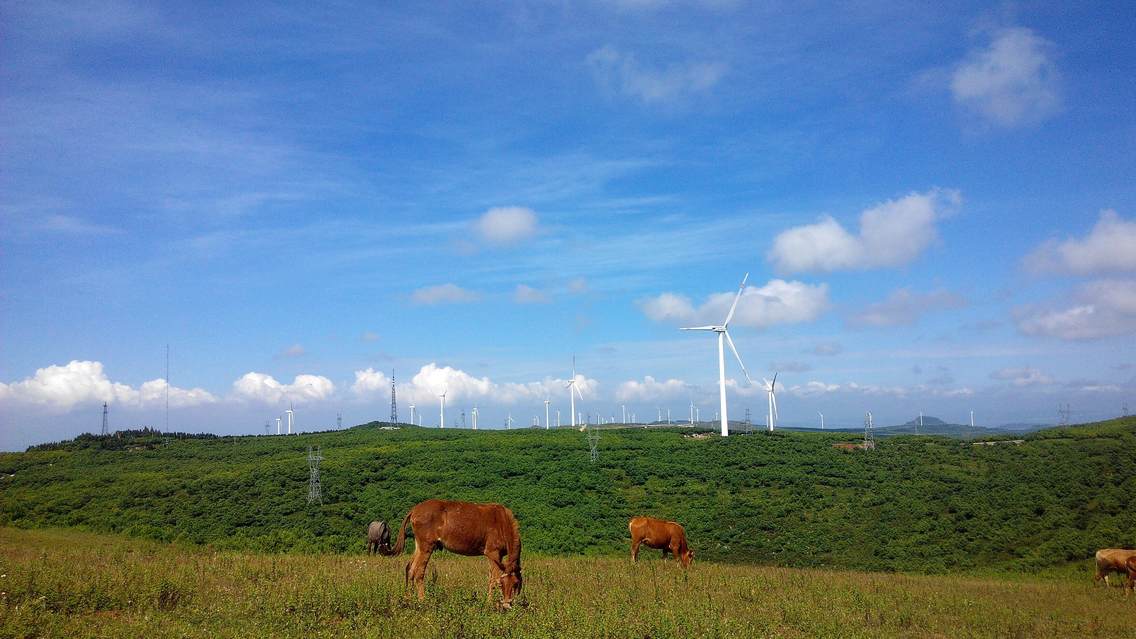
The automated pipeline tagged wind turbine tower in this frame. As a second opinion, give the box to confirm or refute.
[763,373,778,432]
[276,417,281,435]
[439,390,446,429]
[680,273,754,437]
[472,406,478,430]
[286,403,294,435]
[621,405,626,424]
[544,399,550,430]
[970,410,974,428]
[566,356,584,428]
[818,411,824,430]
[409,404,416,425]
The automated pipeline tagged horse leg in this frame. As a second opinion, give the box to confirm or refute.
[408,539,433,601]
[631,538,640,562]
[485,551,503,604]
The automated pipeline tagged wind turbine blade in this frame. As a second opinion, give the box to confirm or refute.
[723,330,753,385]
[574,384,584,400]
[770,372,777,391]
[722,272,749,326]
[771,391,778,420]
[680,326,717,331]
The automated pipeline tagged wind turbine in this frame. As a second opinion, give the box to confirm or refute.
[818,411,824,430]
[556,409,561,428]
[566,356,584,428]
[409,404,416,425]
[689,400,694,425]
[439,389,446,429]
[544,399,550,430]
[507,412,514,429]
[276,417,281,435]
[472,406,478,430]
[681,273,753,437]
[285,402,294,435]
[763,373,778,432]
[621,404,626,424]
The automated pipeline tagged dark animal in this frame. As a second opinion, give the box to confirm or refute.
[1094,548,1136,587]
[1127,555,1136,595]
[366,520,391,555]
[386,499,522,608]
[629,515,693,568]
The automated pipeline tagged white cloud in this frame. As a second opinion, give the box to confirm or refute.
[353,363,600,414]
[847,288,967,328]
[639,279,829,328]
[231,372,335,404]
[514,284,549,304]
[586,45,726,104]
[410,283,480,305]
[989,367,1054,387]
[812,341,843,356]
[1024,210,1136,274]
[351,367,390,397]
[768,189,961,273]
[951,27,1061,128]
[474,206,538,246]
[0,360,216,412]
[615,376,688,402]
[1016,279,1136,340]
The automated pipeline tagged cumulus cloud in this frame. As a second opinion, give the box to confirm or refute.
[639,279,829,328]
[0,360,216,412]
[474,207,538,246]
[514,284,549,304]
[587,45,726,104]
[615,376,688,402]
[989,367,1054,387]
[231,372,335,404]
[352,363,600,414]
[847,288,967,328]
[768,189,961,273]
[1024,210,1136,274]
[411,283,480,305]
[1016,279,1136,340]
[951,27,1061,128]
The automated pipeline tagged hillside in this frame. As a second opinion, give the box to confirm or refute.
[1,418,1134,574]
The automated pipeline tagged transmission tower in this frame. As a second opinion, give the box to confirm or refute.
[307,446,323,505]
[863,411,876,450]
[461,410,467,429]
[264,420,270,436]
[101,402,109,436]
[1058,403,1071,426]
[585,427,600,463]
[1124,402,1129,417]
[389,369,398,424]
[336,412,342,429]
[744,407,752,434]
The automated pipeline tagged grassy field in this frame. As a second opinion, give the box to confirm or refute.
[2,527,1132,639]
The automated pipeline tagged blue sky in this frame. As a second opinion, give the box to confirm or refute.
[2,1,1134,449]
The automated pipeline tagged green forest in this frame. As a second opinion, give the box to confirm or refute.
[2,418,1133,574]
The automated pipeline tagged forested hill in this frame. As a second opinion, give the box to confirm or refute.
[1,418,1133,573]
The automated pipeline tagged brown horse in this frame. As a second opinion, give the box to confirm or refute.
[386,499,523,608]
[629,515,693,568]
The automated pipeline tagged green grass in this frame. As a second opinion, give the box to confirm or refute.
[2,527,1133,638]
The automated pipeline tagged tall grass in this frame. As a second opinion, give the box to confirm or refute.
[2,527,1131,638]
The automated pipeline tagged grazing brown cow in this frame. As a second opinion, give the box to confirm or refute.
[629,516,693,568]
[366,520,391,555]
[1094,548,1136,587]
[386,499,522,608]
